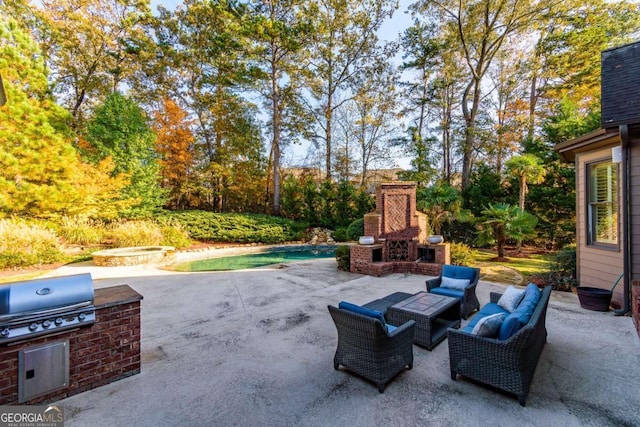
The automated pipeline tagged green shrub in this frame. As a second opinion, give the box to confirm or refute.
[57,217,104,245]
[107,220,164,247]
[0,219,66,268]
[450,242,476,266]
[549,245,576,278]
[335,245,351,271]
[332,227,349,242]
[159,210,308,243]
[545,245,578,291]
[346,218,364,241]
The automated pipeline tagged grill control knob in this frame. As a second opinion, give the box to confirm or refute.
[78,313,86,321]
[42,320,51,328]
[1,328,9,337]
[55,317,63,326]
[29,323,38,332]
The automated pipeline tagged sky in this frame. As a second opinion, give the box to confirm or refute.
[149,0,417,170]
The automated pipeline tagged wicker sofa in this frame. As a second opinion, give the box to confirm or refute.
[447,285,552,406]
[328,303,415,392]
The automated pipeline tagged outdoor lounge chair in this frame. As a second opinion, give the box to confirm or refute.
[426,264,481,319]
[328,303,415,392]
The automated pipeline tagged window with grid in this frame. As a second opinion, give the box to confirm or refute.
[587,160,618,246]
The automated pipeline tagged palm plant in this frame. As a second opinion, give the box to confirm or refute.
[505,154,547,212]
[476,203,538,259]
[416,182,463,236]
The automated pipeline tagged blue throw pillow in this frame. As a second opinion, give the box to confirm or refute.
[338,301,387,327]
[498,285,541,340]
[518,283,541,309]
[498,312,525,340]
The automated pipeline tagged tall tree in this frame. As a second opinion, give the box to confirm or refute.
[0,15,79,216]
[83,92,166,217]
[487,45,529,173]
[413,0,549,189]
[26,0,154,128]
[153,98,195,210]
[248,0,312,215]
[305,0,395,181]
[351,60,401,187]
[0,15,127,218]
[523,0,640,139]
[152,0,265,212]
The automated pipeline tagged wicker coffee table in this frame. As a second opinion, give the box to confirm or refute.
[387,292,461,350]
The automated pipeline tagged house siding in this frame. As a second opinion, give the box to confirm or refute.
[575,148,625,306]
[629,132,640,294]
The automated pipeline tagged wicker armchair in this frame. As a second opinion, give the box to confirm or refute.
[328,305,415,392]
[426,264,481,319]
[447,286,551,406]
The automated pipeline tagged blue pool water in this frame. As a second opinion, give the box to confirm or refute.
[174,246,337,272]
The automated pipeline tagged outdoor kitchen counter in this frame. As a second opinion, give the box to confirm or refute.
[0,283,144,405]
[94,284,143,308]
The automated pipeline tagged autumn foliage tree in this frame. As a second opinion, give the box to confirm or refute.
[154,98,195,210]
[0,16,130,219]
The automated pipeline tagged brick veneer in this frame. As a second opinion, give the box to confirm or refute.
[0,285,142,405]
[351,243,450,277]
[354,182,449,277]
[633,280,640,340]
[363,182,427,244]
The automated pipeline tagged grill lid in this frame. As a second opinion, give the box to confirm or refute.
[0,273,94,317]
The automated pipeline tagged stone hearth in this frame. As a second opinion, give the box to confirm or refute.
[350,182,450,277]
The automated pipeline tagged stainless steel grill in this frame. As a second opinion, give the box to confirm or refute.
[0,273,95,344]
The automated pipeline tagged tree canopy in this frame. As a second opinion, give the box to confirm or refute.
[1,0,639,247]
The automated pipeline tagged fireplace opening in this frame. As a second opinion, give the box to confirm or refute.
[372,248,382,263]
[388,240,410,261]
[418,247,435,262]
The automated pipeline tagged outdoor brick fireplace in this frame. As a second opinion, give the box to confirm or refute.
[350,182,450,277]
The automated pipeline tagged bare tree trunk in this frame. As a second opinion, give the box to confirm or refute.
[271,42,281,215]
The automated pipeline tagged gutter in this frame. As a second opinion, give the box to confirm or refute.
[616,124,631,316]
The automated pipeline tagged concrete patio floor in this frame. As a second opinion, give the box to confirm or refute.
[46,256,640,427]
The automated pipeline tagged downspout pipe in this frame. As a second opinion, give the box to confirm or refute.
[616,124,631,316]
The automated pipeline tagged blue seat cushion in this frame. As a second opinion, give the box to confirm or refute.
[430,287,464,300]
[339,301,387,326]
[442,264,477,282]
[498,284,541,340]
[519,283,541,309]
[466,303,509,330]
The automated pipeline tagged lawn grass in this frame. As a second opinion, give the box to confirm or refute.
[473,249,553,286]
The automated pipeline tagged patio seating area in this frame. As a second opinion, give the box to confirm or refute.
[47,258,640,426]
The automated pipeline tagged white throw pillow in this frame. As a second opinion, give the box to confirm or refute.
[471,312,506,337]
[440,276,471,291]
[497,285,525,312]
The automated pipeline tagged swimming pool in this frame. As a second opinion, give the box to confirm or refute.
[173,246,337,272]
